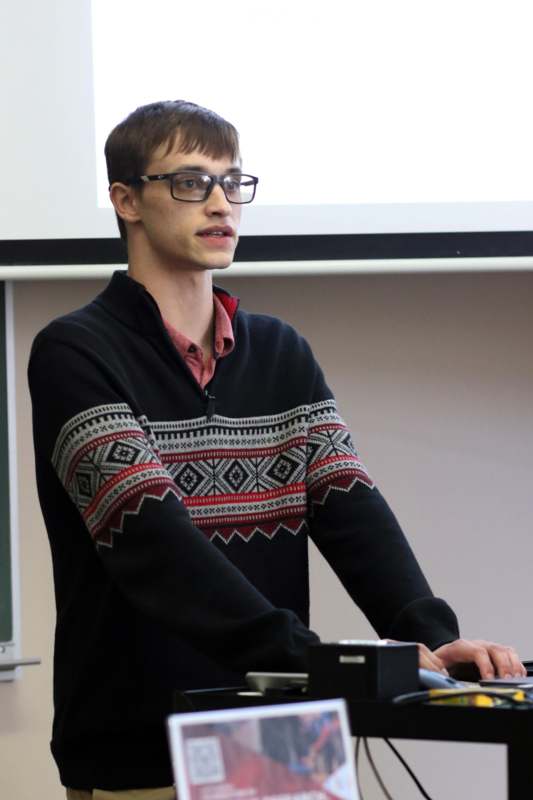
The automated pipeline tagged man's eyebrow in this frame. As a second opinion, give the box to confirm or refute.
[168,164,242,174]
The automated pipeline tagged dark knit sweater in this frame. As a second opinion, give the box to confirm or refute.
[28,271,458,790]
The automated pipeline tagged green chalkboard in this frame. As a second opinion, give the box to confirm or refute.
[0,282,13,643]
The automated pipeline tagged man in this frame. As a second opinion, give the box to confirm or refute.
[29,100,524,799]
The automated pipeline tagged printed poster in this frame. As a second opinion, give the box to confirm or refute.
[168,700,359,800]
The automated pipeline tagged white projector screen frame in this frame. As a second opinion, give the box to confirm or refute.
[1,0,533,274]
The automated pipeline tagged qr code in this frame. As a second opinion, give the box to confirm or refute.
[185,736,226,785]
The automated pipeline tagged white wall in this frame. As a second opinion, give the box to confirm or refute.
[1,270,531,798]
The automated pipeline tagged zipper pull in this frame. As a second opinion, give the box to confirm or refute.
[205,391,216,420]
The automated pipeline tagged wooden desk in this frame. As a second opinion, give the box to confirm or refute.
[176,687,533,799]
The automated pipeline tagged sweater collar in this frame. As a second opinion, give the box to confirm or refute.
[94,270,239,338]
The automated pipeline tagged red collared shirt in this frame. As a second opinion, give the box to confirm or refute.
[164,293,235,388]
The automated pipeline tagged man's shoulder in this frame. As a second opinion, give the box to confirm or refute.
[29,290,116,371]
[237,308,307,344]
[31,271,140,353]
[234,309,317,377]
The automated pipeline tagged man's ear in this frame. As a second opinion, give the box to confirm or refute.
[109,182,142,225]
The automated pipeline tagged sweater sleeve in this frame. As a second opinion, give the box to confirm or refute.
[29,333,320,673]
[305,367,459,651]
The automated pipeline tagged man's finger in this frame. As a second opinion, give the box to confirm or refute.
[470,645,496,679]
[418,643,447,674]
[485,645,526,678]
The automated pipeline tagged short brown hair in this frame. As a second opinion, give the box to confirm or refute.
[105,100,240,241]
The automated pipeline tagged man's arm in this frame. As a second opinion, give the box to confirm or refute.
[303,378,524,677]
[308,478,460,649]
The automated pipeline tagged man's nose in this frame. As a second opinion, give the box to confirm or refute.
[205,181,232,213]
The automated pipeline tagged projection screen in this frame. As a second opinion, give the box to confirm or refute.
[1,0,533,272]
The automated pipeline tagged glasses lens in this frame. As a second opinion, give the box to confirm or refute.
[222,174,257,204]
[170,172,212,201]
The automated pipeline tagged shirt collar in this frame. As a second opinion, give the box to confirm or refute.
[163,291,235,362]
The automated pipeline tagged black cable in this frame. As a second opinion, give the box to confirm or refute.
[384,738,435,800]
[354,737,365,799]
[363,738,395,800]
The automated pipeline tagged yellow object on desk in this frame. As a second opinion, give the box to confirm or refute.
[428,687,527,707]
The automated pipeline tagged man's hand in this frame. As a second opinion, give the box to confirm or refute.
[433,639,526,680]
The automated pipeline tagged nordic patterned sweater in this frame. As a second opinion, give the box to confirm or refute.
[28,271,459,791]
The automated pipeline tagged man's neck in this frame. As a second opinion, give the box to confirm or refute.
[128,262,215,355]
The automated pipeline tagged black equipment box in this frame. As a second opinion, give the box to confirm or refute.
[308,641,419,701]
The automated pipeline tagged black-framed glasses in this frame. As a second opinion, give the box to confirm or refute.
[126,171,259,204]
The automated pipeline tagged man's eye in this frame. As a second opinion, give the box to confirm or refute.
[176,176,204,191]
[224,178,241,193]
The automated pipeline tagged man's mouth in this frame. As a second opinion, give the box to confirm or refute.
[197,225,235,239]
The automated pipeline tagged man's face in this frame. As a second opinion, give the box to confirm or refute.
[129,141,243,272]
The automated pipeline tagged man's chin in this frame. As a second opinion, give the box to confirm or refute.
[201,254,235,272]
[195,238,237,271]
[209,260,233,272]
